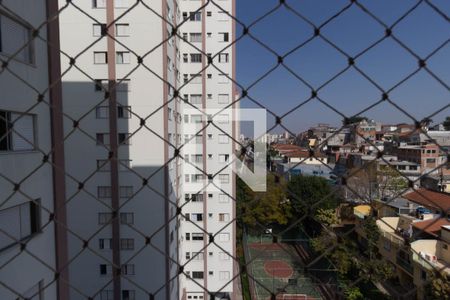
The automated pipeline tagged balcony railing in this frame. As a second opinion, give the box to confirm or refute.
[396,255,414,275]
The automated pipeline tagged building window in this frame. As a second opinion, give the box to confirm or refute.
[192,233,204,241]
[185,233,190,241]
[98,186,112,199]
[118,106,131,118]
[193,252,204,260]
[218,53,229,63]
[219,271,230,280]
[115,24,130,36]
[383,239,391,251]
[190,74,202,84]
[120,212,134,224]
[219,194,229,203]
[190,53,202,63]
[94,51,108,64]
[120,238,134,250]
[119,186,133,198]
[99,264,112,275]
[96,133,110,145]
[99,238,112,250]
[0,201,41,250]
[193,194,204,202]
[93,23,107,36]
[98,212,112,224]
[219,154,230,163]
[421,270,427,281]
[191,213,203,222]
[190,94,202,104]
[93,0,107,8]
[118,133,131,145]
[100,290,113,300]
[218,74,229,84]
[218,233,230,242]
[122,290,135,300]
[218,134,229,144]
[121,264,135,275]
[219,32,229,42]
[191,115,202,123]
[218,94,229,104]
[218,213,230,222]
[192,272,204,279]
[189,33,202,43]
[116,51,130,64]
[96,106,109,119]
[189,11,201,21]
[0,12,33,63]
[0,111,35,151]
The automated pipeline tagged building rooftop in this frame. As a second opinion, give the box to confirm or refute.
[403,188,450,213]
[412,218,450,237]
[378,197,420,210]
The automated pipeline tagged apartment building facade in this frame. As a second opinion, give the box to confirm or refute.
[58,0,181,299]
[0,0,236,298]
[178,0,236,299]
[0,0,68,299]
[396,144,446,174]
[56,0,236,299]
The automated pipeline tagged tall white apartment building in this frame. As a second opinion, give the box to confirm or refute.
[0,0,68,299]
[177,0,236,299]
[0,0,236,298]
[58,0,182,299]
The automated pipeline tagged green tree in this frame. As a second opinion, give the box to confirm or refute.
[315,208,339,226]
[426,273,450,300]
[310,231,357,276]
[362,217,380,259]
[237,175,292,228]
[443,116,450,131]
[287,175,338,218]
[344,287,364,300]
[358,217,395,282]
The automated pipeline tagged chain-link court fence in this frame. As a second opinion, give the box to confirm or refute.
[0,0,449,300]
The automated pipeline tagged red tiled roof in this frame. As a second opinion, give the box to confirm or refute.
[284,150,326,158]
[403,188,450,213]
[412,218,450,236]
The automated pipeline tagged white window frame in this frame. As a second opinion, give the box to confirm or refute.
[115,23,130,36]
[94,51,108,64]
[93,0,107,8]
[218,134,229,144]
[218,94,230,104]
[116,51,130,64]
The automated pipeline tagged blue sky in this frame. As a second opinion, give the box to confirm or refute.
[235,0,450,134]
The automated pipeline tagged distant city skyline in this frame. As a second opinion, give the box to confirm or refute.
[236,0,449,135]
